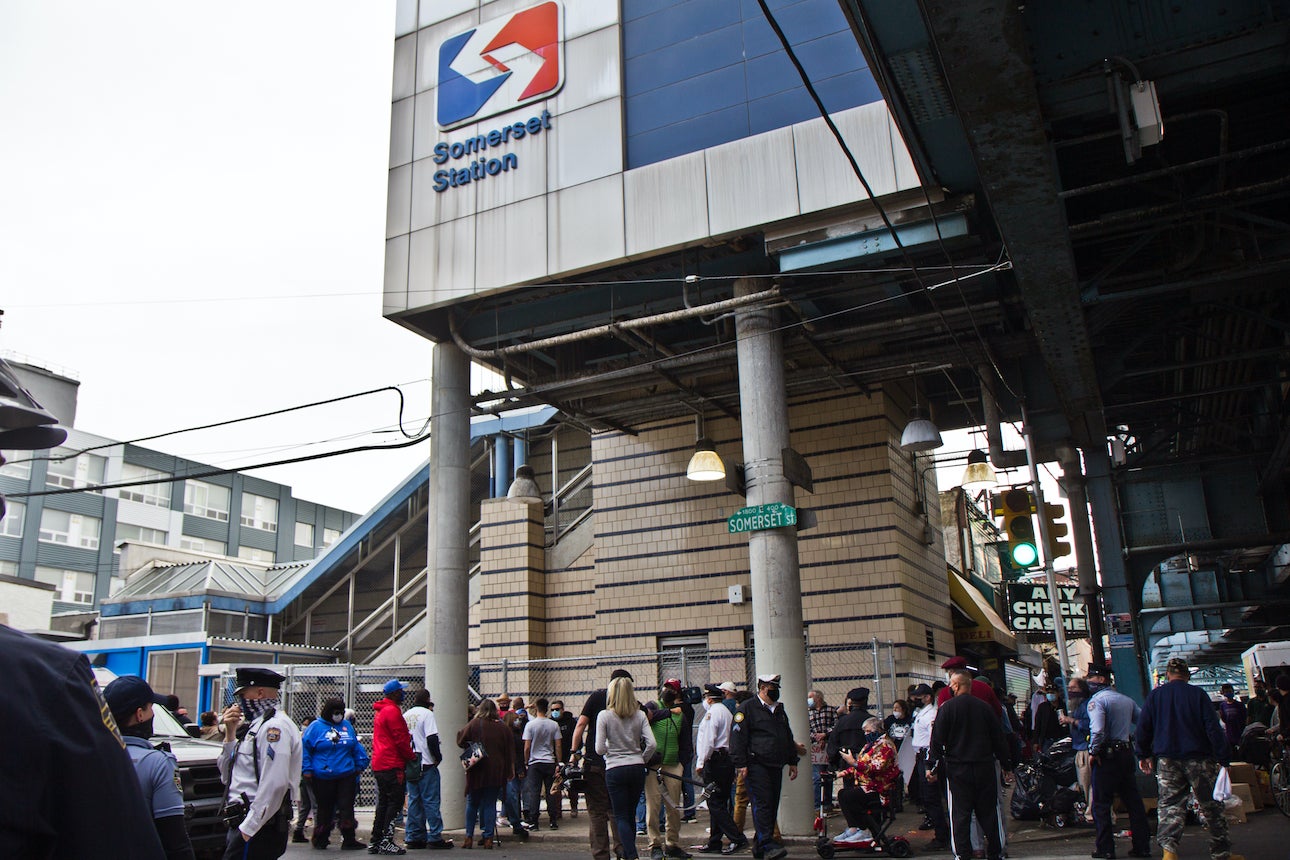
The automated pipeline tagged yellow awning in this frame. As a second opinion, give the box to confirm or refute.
[949,573,1017,651]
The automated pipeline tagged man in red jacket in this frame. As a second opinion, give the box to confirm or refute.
[372,679,415,855]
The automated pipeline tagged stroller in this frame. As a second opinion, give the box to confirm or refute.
[1010,737,1086,828]
[813,772,911,858]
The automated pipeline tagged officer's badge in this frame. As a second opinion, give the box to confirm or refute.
[734,712,745,723]
[267,727,281,742]
[174,771,183,793]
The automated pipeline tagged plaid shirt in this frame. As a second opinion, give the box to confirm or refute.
[808,704,838,738]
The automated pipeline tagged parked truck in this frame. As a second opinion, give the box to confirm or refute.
[1242,640,1290,692]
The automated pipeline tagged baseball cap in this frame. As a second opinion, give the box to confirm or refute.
[233,667,286,695]
[663,678,682,691]
[912,683,933,697]
[383,679,409,695]
[103,675,168,719]
[718,681,737,693]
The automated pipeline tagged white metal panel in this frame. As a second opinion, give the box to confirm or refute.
[420,0,476,29]
[390,97,415,168]
[475,126,549,212]
[624,151,709,256]
[547,175,625,274]
[395,0,418,37]
[794,103,894,214]
[552,24,621,115]
[565,0,619,39]
[384,235,410,314]
[393,34,417,101]
[412,90,439,163]
[387,164,413,240]
[474,196,548,292]
[408,219,478,311]
[410,156,479,230]
[891,113,922,191]
[705,126,799,236]
[116,499,173,532]
[547,98,622,191]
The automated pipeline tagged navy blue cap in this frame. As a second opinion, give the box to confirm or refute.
[703,683,723,697]
[104,675,168,718]
[234,667,286,694]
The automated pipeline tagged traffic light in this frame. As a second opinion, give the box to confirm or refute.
[993,487,1039,569]
[1041,501,1072,561]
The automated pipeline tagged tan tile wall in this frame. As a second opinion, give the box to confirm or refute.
[473,387,955,701]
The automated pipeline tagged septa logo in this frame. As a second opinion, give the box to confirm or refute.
[437,1,564,131]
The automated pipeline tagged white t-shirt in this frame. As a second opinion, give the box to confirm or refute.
[523,715,561,764]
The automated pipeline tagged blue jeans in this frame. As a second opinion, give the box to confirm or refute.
[812,763,834,808]
[465,785,501,838]
[407,765,443,843]
[503,776,523,826]
[606,765,647,860]
[682,757,695,813]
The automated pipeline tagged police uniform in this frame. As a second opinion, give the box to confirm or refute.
[1086,677,1150,859]
[695,684,745,853]
[218,668,303,860]
[730,674,798,860]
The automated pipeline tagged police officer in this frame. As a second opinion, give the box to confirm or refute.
[1085,664,1150,859]
[730,674,799,860]
[695,684,746,855]
[218,667,303,860]
[104,675,197,860]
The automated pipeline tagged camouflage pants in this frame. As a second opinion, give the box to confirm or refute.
[1155,757,1231,859]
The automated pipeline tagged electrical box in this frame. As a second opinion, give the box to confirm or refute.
[1131,80,1164,146]
[728,584,746,604]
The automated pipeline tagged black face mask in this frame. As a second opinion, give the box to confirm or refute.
[122,718,154,739]
[765,686,781,702]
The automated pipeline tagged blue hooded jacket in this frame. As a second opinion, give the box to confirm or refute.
[302,717,370,779]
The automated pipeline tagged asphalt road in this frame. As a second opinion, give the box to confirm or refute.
[271,804,1288,859]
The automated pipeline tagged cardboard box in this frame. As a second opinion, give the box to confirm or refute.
[1232,782,1260,812]
[1256,769,1274,807]
[1228,762,1258,788]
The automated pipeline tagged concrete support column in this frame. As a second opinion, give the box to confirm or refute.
[427,342,470,826]
[733,278,813,834]
[478,497,547,685]
[1083,446,1148,700]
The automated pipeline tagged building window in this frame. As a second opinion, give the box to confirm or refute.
[147,649,201,717]
[0,450,31,479]
[34,566,95,604]
[119,463,173,507]
[322,527,341,548]
[38,509,101,550]
[179,536,226,555]
[0,501,24,538]
[183,480,230,521]
[116,523,168,546]
[236,546,275,564]
[294,521,314,549]
[239,493,278,533]
[659,635,709,689]
[45,449,106,492]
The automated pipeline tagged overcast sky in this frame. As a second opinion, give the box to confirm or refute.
[0,1,450,513]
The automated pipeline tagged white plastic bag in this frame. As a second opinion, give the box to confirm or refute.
[1212,766,1233,802]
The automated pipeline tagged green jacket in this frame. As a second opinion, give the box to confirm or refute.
[650,701,682,765]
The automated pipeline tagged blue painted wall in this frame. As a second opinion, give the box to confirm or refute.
[623,0,881,169]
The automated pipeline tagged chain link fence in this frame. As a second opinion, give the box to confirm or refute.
[220,639,898,809]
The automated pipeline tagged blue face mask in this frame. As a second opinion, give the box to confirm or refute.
[864,731,882,745]
[550,710,561,719]
[1046,693,1057,703]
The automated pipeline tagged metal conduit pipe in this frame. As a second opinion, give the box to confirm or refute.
[979,366,1028,469]
[448,286,783,361]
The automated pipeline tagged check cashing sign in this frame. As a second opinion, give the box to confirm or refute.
[1006,583,1089,638]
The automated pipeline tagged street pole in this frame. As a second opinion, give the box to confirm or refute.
[1020,402,1071,680]
[733,278,813,834]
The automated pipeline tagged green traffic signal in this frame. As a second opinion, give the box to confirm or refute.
[994,487,1040,569]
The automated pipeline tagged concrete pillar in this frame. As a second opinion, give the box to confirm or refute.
[733,279,813,834]
[1060,449,1106,667]
[427,343,470,826]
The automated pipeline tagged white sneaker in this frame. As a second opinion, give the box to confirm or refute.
[833,828,858,842]
[841,830,872,844]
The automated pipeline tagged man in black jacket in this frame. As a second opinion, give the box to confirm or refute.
[929,670,1012,860]
[826,687,874,779]
[731,674,799,860]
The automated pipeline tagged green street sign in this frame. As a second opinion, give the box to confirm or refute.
[728,502,797,534]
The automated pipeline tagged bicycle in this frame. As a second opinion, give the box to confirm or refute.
[1270,735,1290,817]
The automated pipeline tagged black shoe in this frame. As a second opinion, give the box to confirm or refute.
[406,842,428,850]
[666,847,692,859]
[1091,852,1116,859]
[342,839,367,851]
[697,846,723,854]
[764,847,787,860]
[428,840,455,850]
[511,826,529,842]
[549,822,559,830]
[721,842,749,856]
[922,840,948,853]
[294,830,310,843]
[919,818,935,831]
[683,816,698,824]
